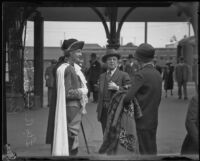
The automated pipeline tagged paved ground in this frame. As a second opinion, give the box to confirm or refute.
[7,82,197,157]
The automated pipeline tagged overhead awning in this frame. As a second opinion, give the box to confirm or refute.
[33,5,188,22]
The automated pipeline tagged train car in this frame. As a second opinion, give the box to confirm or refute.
[176,36,197,82]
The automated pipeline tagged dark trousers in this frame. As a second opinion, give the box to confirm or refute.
[177,81,187,98]
[137,128,157,155]
[88,81,98,102]
[100,107,108,134]
[47,87,53,107]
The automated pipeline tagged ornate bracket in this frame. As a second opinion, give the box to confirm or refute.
[91,7,135,49]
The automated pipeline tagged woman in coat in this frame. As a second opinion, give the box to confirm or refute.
[163,62,174,97]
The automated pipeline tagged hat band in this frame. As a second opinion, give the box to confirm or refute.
[136,51,154,60]
[66,41,79,51]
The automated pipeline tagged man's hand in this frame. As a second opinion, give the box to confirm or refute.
[108,81,119,90]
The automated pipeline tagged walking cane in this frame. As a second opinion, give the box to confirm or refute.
[81,122,90,154]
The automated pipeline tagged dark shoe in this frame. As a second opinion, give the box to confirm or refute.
[184,97,188,100]
[70,148,78,156]
[178,97,182,99]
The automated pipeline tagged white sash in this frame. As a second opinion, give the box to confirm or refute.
[74,63,88,114]
[52,63,69,156]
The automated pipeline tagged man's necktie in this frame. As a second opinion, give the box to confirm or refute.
[107,70,112,80]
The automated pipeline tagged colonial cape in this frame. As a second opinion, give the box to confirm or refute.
[46,61,88,155]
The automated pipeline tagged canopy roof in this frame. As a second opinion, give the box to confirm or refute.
[34,5,189,22]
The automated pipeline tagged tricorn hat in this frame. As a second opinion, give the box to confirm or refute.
[102,49,120,63]
[61,38,84,51]
[134,43,155,63]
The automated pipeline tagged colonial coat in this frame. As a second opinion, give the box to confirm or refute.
[46,61,82,146]
[97,68,130,121]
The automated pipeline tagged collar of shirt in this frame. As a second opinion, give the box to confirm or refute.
[107,67,117,76]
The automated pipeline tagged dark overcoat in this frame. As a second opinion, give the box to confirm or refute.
[45,62,82,145]
[87,60,102,83]
[175,63,190,83]
[163,66,174,90]
[97,69,130,121]
[181,95,199,154]
[45,65,55,87]
[124,64,162,130]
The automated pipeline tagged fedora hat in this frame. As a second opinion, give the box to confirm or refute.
[61,38,84,51]
[102,49,120,63]
[134,43,155,63]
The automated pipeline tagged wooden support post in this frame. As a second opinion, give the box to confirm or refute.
[144,21,148,43]
[34,12,44,108]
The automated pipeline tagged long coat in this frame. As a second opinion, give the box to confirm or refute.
[97,68,130,121]
[87,60,102,83]
[181,95,199,154]
[163,66,174,90]
[175,63,189,83]
[45,65,56,88]
[124,64,162,130]
[46,62,82,145]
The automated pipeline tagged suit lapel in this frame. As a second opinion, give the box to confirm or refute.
[111,68,120,82]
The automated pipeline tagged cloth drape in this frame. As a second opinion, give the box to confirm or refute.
[52,63,69,156]
[99,91,142,155]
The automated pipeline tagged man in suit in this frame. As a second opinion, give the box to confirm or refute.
[174,56,190,100]
[124,43,162,155]
[125,54,139,81]
[97,49,131,134]
[87,53,102,103]
[45,59,57,107]
[153,58,162,75]
[46,38,88,156]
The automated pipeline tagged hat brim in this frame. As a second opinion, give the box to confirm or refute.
[102,54,121,63]
[63,41,84,51]
[133,55,153,63]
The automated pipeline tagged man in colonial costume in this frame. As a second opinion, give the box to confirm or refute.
[46,38,88,156]
[124,43,162,155]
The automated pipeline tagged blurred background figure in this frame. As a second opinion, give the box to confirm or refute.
[181,94,198,155]
[125,54,139,81]
[45,59,57,107]
[163,61,174,97]
[174,56,190,100]
[118,59,124,71]
[87,53,101,103]
[153,58,162,75]
[118,58,127,71]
